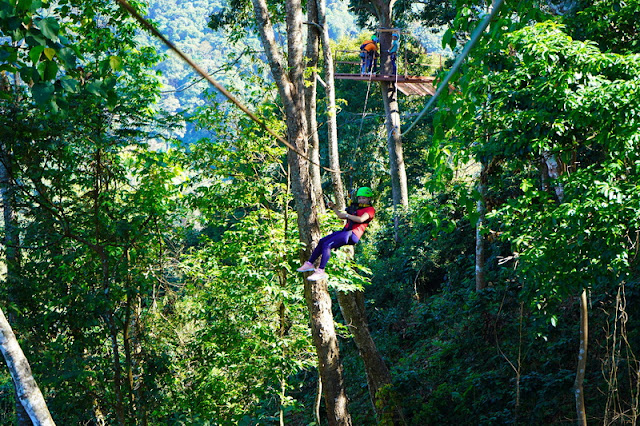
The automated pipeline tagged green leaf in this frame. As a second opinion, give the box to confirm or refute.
[520,179,533,193]
[36,60,58,80]
[60,77,79,93]
[57,47,77,68]
[17,0,38,11]
[38,17,59,41]
[43,47,55,60]
[468,211,480,227]
[29,45,45,63]
[25,34,46,47]
[31,81,55,104]
[86,80,103,96]
[0,46,16,63]
[43,60,58,80]
[442,28,453,50]
[19,66,39,84]
[0,2,11,19]
[109,55,123,71]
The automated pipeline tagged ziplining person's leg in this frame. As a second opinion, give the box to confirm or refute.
[297,231,359,281]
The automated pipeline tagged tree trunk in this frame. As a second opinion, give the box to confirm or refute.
[323,2,403,422]
[373,0,408,213]
[317,0,345,205]
[100,252,125,424]
[542,151,564,202]
[318,1,400,420]
[337,291,404,423]
[250,0,352,423]
[132,295,149,426]
[317,2,399,419]
[0,309,55,426]
[107,311,126,424]
[575,288,588,425]
[123,293,135,405]
[0,134,32,426]
[380,80,408,209]
[542,151,586,423]
[305,280,351,425]
[475,161,486,291]
[305,0,324,212]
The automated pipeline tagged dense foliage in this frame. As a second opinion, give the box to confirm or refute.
[1,0,640,424]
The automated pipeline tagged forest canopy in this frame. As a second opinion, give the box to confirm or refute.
[1,0,640,424]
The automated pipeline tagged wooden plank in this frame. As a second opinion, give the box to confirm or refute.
[396,82,436,97]
[335,73,435,83]
[334,73,436,96]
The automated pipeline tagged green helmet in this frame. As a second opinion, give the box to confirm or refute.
[356,187,374,198]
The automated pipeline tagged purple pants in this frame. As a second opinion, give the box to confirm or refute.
[309,230,360,269]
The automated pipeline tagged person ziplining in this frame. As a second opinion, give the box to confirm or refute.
[297,187,376,281]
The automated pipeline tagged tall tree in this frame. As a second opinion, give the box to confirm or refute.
[248,0,352,423]
[0,120,39,426]
[0,1,82,420]
[305,1,401,420]
[0,0,182,423]
[0,310,54,425]
[349,0,408,218]
[434,9,640,418]
[317,0,345,205]
[474,161,487,291]
[305,0,325,211]
[0,82,31,425]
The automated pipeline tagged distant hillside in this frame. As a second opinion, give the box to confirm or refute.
[139,0,359,145]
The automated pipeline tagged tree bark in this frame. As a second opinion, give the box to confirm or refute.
[575,288,588,425]
[1,119,32,426]
[322,1,403,421]
[107,310,126,424]
[0,309,55,426]
[337,290,404,423]
[374,0,408,215]
[305,0,324,212]
[93,146,127,425]
[250,0,352,423]
[317,0,345,205]
[380,80,408,209]
[317,2,399,419]
[542,151,564,202]
[543,151,587,422]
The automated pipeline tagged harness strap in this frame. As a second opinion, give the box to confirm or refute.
[344,204,373,230]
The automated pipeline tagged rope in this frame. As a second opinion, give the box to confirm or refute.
[355,76,374,152]
[402,0,505,135]
[115,0,339,173]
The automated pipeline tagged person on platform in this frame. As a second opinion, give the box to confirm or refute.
[360,35,378,75]
[388,32,400,75]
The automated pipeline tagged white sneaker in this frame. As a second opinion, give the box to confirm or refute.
[296,261,315,272]
[307,269,328,281]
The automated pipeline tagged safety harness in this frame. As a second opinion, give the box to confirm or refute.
[344,203,373,231]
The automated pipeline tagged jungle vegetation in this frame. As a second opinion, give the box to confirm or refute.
[0,0,639,424]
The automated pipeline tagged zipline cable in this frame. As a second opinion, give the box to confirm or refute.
[355,76,374,153]
[115,0,338,173]
[402,0,504,136]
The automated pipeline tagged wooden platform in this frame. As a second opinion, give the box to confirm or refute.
[335,73,436,96]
